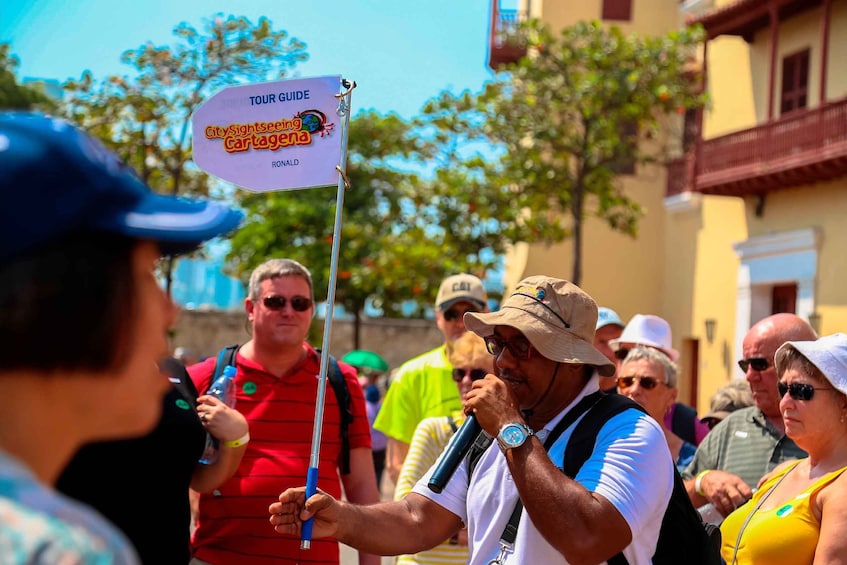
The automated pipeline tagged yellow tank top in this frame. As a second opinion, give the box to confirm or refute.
[720,460,847,564]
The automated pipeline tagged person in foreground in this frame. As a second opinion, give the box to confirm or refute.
[0,112,242,563]
[393,330,494,565]
[617,346,697,472]
[270,275,674,564]
[720,333,847,564]
[57,356,249,564]
[683,313,815,519]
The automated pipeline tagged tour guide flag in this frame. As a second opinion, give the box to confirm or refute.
[192,75,343,192]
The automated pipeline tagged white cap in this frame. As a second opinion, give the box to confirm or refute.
[775,333,847,393]
[610,313,679,361]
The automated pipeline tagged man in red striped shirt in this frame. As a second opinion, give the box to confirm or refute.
[188,258,380,565]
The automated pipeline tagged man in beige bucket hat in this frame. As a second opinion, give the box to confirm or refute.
[269,276,674,564]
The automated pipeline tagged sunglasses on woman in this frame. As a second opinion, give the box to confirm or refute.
[617,375,666,390]
[451,368,488,382]
[777,381,833,401]
[737,357,769,372]
[261,295,313,312]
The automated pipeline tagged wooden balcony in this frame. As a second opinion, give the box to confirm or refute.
[488,1,528,70]
[667,96,847,197]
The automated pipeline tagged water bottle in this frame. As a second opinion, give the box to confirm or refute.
[696,502,724,526]
[198,365,237,465]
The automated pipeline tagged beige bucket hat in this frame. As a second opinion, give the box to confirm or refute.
[464,275,615,377]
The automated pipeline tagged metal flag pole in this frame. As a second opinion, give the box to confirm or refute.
[301,78,356,550]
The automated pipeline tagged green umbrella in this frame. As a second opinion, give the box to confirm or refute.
[342,349,389,373]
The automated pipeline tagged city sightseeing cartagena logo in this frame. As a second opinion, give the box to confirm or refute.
[204,109,335,154]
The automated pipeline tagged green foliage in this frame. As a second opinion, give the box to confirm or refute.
[55,14,309,292]
[421,20,707,284]
[0,44,57,111]
[60,14,308,198]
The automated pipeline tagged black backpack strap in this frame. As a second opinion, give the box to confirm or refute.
[209,344,240,390]
[326,354,353,475]
[466,430,495,480]
[447,415,458,433]
[561,394,645,565]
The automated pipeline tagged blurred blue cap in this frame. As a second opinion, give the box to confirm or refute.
[596,307,624,330]
[0,112,243,262]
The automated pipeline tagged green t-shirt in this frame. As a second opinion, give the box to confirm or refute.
[373,345,462,444]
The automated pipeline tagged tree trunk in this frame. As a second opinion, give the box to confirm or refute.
[571,179,585,287]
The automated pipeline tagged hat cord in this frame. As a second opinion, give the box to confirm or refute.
[522,362,561,419]
[513,293,570,329]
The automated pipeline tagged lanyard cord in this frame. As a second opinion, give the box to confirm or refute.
[729,466,794,565]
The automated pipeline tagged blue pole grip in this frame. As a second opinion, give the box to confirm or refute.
[300,466,320,548]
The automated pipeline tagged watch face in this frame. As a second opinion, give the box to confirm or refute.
[500,423,528,448]
[502,424,526,444]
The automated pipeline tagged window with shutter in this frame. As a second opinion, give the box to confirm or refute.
[602,0,632,21]
[780,49,810,115]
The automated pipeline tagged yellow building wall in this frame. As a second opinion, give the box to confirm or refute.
[671,195,746,411]
[702,36,756,138]
[509,0,846,417]
[504,0,687,315]
[537,0,681,34]
[744,178,847,337]
[503,162,668,321]
[830,2,847,98]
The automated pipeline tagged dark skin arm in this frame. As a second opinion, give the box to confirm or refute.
[269,490,461,556]
[466,375,632,564]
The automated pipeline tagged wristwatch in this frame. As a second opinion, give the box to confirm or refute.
[496,422,533,452]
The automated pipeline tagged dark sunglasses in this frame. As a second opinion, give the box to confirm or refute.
[443,307,479,322]
[777,381,833,401]
[738,357,770,372]
[617,375,665,390]
[261,295,313,312]
[451,368,488,382]
[613,347,631,361]
[484,335,533,360]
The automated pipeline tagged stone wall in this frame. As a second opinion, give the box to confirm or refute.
[170,309,444,370]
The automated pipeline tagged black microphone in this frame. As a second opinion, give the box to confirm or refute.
[427,414,483,493]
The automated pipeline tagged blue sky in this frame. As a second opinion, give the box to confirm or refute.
[2,0,507,309]
[2,0,499,119]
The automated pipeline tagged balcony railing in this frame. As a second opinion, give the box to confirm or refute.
[667,96,847,196]
[488,2,528,69]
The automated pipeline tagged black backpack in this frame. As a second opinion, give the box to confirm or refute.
[467,392,722,565]
[210,344,355,474]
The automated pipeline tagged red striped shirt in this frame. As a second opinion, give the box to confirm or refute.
[189,344,371,565]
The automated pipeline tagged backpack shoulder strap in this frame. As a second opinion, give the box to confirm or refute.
[326,353,354,475]
[204,344,240,392]
[561,394,645,565]
[562,394,644,477]
[466,430,495,480]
